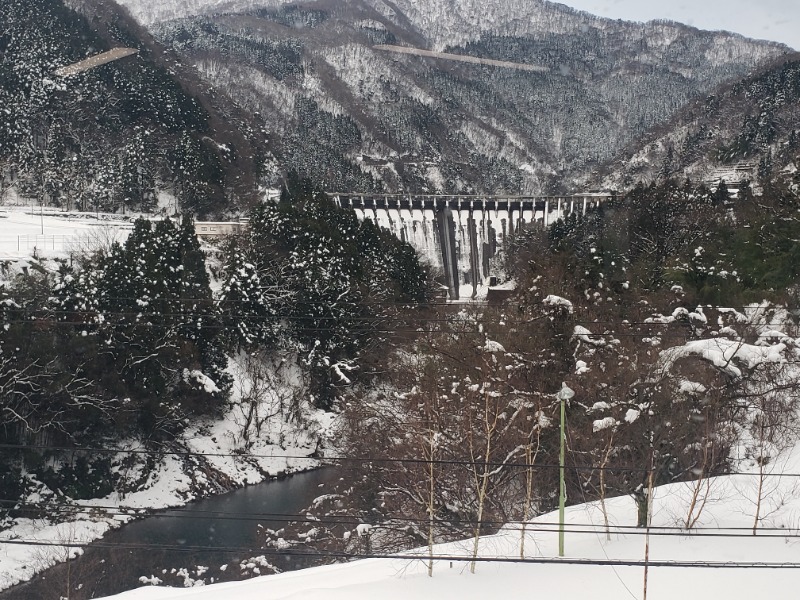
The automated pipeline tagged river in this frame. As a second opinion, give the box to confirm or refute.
[1,468,337,600]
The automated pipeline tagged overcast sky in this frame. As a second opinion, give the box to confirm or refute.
[558,0,800,50]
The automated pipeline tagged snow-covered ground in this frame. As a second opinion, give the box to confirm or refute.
[0,205,134,262]
[4,204,800,599]
[100,441,800,600]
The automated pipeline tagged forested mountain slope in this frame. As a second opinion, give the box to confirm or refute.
[588,53,800,191]
[111,0,789,194]
[0,0,268,216]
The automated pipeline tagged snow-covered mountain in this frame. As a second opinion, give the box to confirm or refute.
[584,53,800,190]
[2,0,273,215]
[105,0,790,194]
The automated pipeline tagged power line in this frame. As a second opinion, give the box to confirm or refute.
[3,300,789,320]
[3,292,794,315]
[8,291,794,318]
[0,495,767,534]
[15,296,459,308]
[2,309,516,325]
[0,444,797,478]
[1,499,798,539]
[4,306,795,330]
[2,537,798,569]
[5,297,797,338]
[5,317,796,340]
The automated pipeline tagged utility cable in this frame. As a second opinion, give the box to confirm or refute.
[2,443,800,477]
[1,538,798,569]
[2,500,798,538]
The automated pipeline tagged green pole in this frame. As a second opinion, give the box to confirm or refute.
[559,392,566,557]
[557,383,573,557]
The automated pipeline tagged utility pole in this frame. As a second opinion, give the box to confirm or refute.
[557,383,574,557]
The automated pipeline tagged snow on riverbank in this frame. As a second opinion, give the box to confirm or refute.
[0,206,339,592]
[102,442,800,600]
[0,376,335,592]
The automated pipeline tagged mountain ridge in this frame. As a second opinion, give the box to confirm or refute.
[122,0,789,194]
[39,0,797,198]
[585,52,800,191]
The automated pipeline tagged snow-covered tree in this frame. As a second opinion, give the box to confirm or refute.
[239,178,429,407]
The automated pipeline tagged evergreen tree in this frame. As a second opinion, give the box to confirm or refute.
[218,240,279,349]
[713,178,731,205]
[240,178,429,407]
[89,218,227,434]
[175,218,230,395]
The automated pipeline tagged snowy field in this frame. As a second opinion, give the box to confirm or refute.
[0,205,134,262]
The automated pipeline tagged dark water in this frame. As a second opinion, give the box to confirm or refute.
[112,467,334,553]
[2,468,336,600]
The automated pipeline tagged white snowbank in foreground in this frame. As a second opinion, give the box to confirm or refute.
[101,443,800,600]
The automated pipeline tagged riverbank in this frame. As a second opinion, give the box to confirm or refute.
[0,398,337,592]
[0,469,338,599]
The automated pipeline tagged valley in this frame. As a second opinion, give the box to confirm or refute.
[2,1,800,599]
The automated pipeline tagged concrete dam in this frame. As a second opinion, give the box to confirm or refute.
[331,194,613,300]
